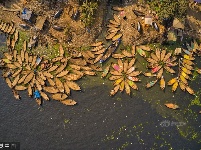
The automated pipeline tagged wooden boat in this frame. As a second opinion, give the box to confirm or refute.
[128,58,136,69]
[101,64,111,78]
[179,75,188,85]
[109,75,121,80]
[4,52,13,60]
[146,80,158,88]
[18,74,28,84]
[181,71,191,80]
[14,30,19,42]
[94,48,105,55]
[91,41,103,47]
[157,68,163,79]
[181,58,194,66]
[137,22,142,33]
[110,70,122,76]
[36,75,45,85]
[59,44,64,57]
[112,63,120,72]
[5,78,12,88]
[62,82,70,95]
[69,64,81,70]
[151,65,162,74]
[124,80,131,95]
[27,85,32,97]
[143,72,156,77]
[12,90,20,100]
[164,66,175,74]
[196,69,201,74]
[127,80,138,90]
[60,99,77,106]
[91,45,104,52]
[119,80,125,92]
[13,50,17,61]
[84,71,96,76]
[183,54,195,60]
[28,55,33,63]
[160,76,165,90]
[122,50,133,57]
[113,14,120,24]
[48,65,59,72]
[112,6,124,11]
[128,76,140,82]
[12,74,20,87]
[25,52,29,64]
[15,85,27,90]
[109,20,120,26]
[30,76,36,88]
[110,85,120,96]
[64,73,81,81]
[6,64,17,69]
[185,86,195,95]
[112,53,125,59]
[66,81,81,91]
[100,39,120,63]
[38,72,46,81]
[9,26,16,35]
[128,71,141,77]
[112,34,122,41]
[55,78,64,92]
[24,72,34,85]
[55,62,67,75]
[114,77,124,86]
[163,53,172,62]
[4,24,10,33]
[182,63,193,71]
[160,50,166,61]
[138,45,151,51]
[1,23,7,31]
[12,69,22,77]
[174,48,182,55]
[172,80,178,92]
[89,64,103,71]
[35,80,42,91]
[131,45,136,56]
[179,81,186,91]
[168,77,178,85]
[151,53,159,62]
[108,28,120,33]
[85,50,95,58]
[31,56,37,67]
[43,86,59,93]
[126,66,135,75]
[6,35,10,47]
[56,70,69,78]
[25,64,31,71]
[47,77,55,86]
[165,103,179,109]
[81,66,92,71]
[181,67,192,75]
[167,62,178,67]
[123,60,128,73]
[69,58,87,66]
[52,56,63,62]
[52,93,68,101]
[72,69,84,76]
[106,32,117,40]
[40,91,49,101]
[137,48,146,57]
[155,49,161,60]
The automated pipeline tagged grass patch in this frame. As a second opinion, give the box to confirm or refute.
[15,30,30,52]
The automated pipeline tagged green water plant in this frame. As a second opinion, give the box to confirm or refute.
[80,0,98,27]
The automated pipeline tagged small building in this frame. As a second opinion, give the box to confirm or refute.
[144,16,152,25]
[21,8,33,22]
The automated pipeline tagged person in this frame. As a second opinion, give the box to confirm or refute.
[34,90,41,100]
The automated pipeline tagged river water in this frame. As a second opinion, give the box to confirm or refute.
[0,8,201,150]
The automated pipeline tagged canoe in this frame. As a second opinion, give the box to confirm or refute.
[85,50,95,58]
[91,45,104,52]
[131,45,136,56]
[27,85,32,97]
[43,86,59,93]
[81,66,92,71]
[160,50,166,61]
[94,54,103,64]
[69,58,87,66]
[155,49,161,60]
[100,39,120,63]
[47,77,55,86]
[5,78,12,88]
[56,70,69,78]
[6,64,17,69]
[112,53,126,59]
[181,71,191,80]
[113,14,120,24]
[83,71,96,76]
[18,74,28,84]
[66,81,81,91]
[181,58,194,66]
[186,86,194,95]
[14,30,19,42]
[160,76,165,90]
[35,80,42,91]
[15,85,27,91]
[105,32,117,40]
[101,64,111,78]
[112,6,124,11]
[127,76,140,82]
[179,81,186,91]
[12,74,20,87]
[112,34,122,41]
[59,44,64,57]
[48,65,59,72]
[36,75,45,85]
[89,64,103,71]
[9,26,16,35]
[143,72,156,77]
[52,93,68,101]
[157,68,163,79]
[183,54,195,60]
[137,48,146,57]
[69,64,81,70]
[52,56,63,62]
[24,72,34,84]
[182,63,193,70]
[172,81,178,92]
[63,82,71,95]
[181,67,192,75]
[123,60,128,73]
[40,91,49,101]
[127,80,138,90]
[165,103,179,109]
[124,80,131,95]
[60,99,77,106]
[13,61,22,68]
[151,65,162,73]
[64,73,82,81]
[163,53,172,62]
[109,20,120,26]
[164,66,175,74]
[128,71,141,77]
[179,75,188,85]
[55,78,65,92]
[150,53,159,62]
[137,45,151,51]
[146,80,158,88]
[168,77,178,85]
[122,50,133,57]
[119,80,125,92]
[109,75,122,80]
[110,85,120,96]
[110,70,122,76]
[91,41,103,47]
[128,58,136,69]
[12,69,22,77]
[4,52,13,60]
[126,66,135,75]
[55,62,68,75]
[114,77,124,86]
